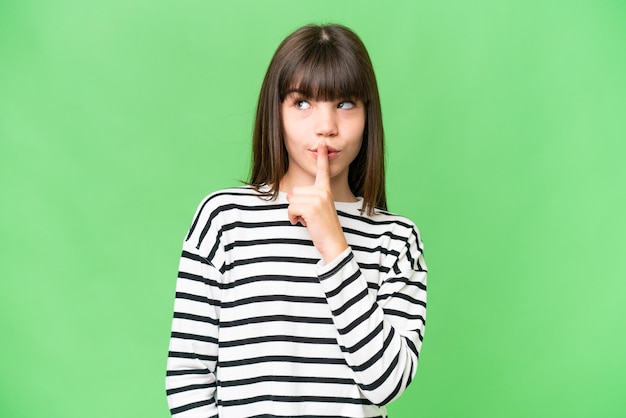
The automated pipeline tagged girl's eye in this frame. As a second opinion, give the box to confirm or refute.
[295,100,311,110]
[338,101,356,110]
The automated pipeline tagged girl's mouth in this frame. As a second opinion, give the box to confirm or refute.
[311,147,340,159]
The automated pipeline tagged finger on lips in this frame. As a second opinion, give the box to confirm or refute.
[314,141,331,190]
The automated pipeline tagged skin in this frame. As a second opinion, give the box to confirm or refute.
[279,93,366,263]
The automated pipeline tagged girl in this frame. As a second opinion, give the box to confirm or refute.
[166,24,427,418]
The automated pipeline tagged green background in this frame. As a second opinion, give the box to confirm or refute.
[1,0,625,417]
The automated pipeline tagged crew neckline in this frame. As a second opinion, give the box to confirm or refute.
[275,190,363,212]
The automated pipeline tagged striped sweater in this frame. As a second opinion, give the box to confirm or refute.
[166,186,427,417]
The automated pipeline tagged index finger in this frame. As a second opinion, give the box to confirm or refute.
[314,141,330,190]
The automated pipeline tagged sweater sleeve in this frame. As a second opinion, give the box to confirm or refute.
[165,239,221,417]
[316,224,427,406]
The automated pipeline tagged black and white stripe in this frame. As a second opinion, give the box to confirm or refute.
[166,186,427,417]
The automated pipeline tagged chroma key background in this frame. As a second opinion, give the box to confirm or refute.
[1,0,625,416]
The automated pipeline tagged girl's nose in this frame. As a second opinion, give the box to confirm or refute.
[315,106,338,137]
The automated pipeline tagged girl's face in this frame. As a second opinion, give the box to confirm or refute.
[280,91,365,196]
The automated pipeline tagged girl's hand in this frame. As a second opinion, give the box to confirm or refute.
[286,142,349,263]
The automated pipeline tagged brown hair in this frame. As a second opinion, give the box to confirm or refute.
[249,23,386,215]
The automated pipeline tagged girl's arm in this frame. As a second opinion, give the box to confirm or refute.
[287,144,427,404]
[316,227,427,405]
[165,241,221,417]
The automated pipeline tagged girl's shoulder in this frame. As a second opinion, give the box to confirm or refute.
[365,208,426,265]
[183,185,276,251]
[193,185,275,212]
[337,203,424,245]
[347,204,420,232]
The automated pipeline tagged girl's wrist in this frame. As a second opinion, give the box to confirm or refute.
[320,240,349,264]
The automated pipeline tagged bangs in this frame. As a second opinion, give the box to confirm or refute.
[279,43,370,102]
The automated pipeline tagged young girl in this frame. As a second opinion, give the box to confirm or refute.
[166,24,427,418]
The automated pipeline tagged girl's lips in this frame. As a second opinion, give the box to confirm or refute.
[310,147,340,159]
